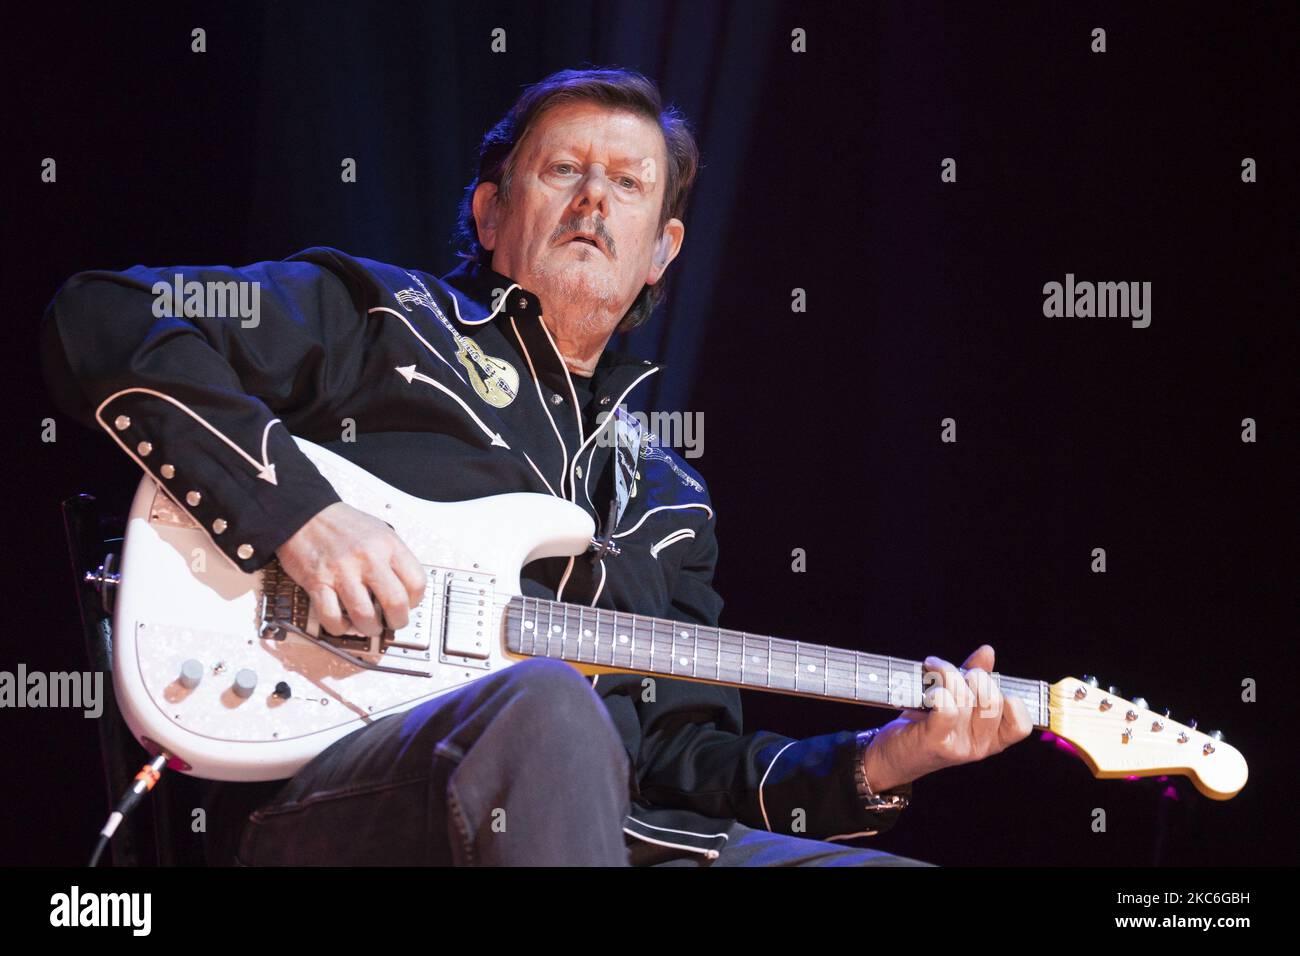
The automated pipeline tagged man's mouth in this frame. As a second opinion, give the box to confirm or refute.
[563,232,606,254]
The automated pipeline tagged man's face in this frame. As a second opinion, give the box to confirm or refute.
[472,100,684,330]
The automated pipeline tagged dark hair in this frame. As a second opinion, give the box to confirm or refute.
[453,67,700,333]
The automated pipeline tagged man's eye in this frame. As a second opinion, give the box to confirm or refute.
[617,177,638,189]
[553,163,576,175]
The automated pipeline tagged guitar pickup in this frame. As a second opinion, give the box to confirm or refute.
[441,574,493,661]
[382,567,440,651]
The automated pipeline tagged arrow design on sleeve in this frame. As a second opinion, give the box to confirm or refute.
[95,387,281,484]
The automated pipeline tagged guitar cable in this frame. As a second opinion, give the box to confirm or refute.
[88,752,170,867]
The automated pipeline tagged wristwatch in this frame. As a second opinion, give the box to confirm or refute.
[853,728,912,812]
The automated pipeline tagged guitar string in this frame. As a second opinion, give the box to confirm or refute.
[291,591,1208,731]
[293,594,1205,738]
[300,589,1208,735]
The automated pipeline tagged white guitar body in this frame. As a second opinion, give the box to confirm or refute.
[112,436,595,782]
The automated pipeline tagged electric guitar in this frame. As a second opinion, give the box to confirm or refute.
[104,436,1249,799]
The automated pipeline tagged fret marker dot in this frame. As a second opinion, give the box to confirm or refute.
[679,656,689,666]
[619,634,629,644]
[679,631,689,639]
[552,625,562,634]
[583,629,592,638]
[524,622,534,630]
[807,664,817,672]
[752,656,761,664]
[868,673,878,682]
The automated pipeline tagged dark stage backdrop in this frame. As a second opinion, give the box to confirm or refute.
[3,1,1295,867]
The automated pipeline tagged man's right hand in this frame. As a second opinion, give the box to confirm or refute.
[275,501,427,638]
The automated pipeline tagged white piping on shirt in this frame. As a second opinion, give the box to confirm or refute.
[531,312,587,456]
[825,829,880,841]
[555,554,576,602]
[510,316,570,499]
[757,739,798,832]
[520,451,559,498]
[621,828,721,860]
[612,503,714,539]
[96,388,280,484]
[367,306,467,386]
[91,401,237,571]
[649,528,695,559]
[393,365,558,498]
[393,366,508,449]
[589,557,608,607]
[448,282,520,326]
[629,818,730,840]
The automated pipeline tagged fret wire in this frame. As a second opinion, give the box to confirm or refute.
[671,620,678,676]
[547,598,554,660]
[575,603,584,662]
[695,622,703,679]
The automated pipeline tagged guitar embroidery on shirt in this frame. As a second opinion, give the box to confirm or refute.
[396,272,520,408]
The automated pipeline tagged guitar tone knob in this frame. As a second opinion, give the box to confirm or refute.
[178,659,204,689]
[233,669,258,699]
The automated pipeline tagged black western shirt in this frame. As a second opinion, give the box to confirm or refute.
[40,247,905,860]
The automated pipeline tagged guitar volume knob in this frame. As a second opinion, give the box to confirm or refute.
[233,669,258,699]
[178,659,204,690]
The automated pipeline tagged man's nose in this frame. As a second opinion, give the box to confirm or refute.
[571,165,610,215]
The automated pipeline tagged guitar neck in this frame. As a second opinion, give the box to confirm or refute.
[503,595,1051,727]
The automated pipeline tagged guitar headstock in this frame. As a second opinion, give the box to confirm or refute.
[1047,676,1247,800]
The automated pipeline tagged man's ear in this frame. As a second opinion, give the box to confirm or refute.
[646,218,685,285]
[471,181,501,251]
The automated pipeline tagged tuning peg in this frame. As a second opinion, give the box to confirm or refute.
[1162,707,1172,719]
[1208,729,1224,742]
[1107,685,1122,698]
[1082,674,1099,687]
[1188,718,1198,730]
[1131,696,1148,709]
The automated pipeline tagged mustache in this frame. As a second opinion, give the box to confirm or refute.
[554,221,616,258]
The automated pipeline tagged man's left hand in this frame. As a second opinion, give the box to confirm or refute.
[860,644,1034,793]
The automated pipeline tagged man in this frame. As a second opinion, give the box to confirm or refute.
[40,67,1032,866]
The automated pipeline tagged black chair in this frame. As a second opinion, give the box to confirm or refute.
[59,492,209,866]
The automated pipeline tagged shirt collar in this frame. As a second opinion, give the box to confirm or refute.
[438,256,665,379]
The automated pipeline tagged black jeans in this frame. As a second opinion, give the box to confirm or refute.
[222,657,931,867]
